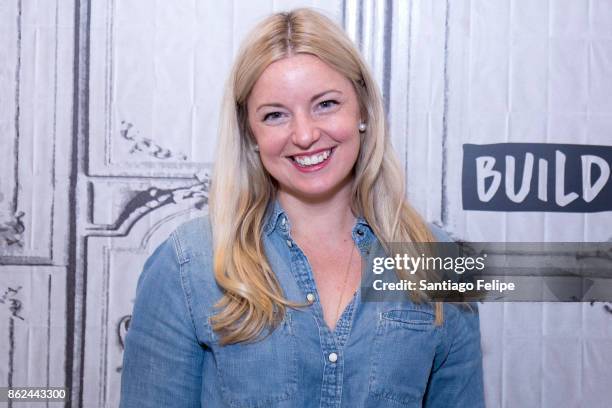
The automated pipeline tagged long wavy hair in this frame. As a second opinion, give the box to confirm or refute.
[209,8,439,345]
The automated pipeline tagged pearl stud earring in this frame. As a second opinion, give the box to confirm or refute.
[358,122,367,133]
[253,144,260,152]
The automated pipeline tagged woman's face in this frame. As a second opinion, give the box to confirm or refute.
[247,53,362,202]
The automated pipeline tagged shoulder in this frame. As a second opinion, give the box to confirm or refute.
[168,214,221,304]
[170,213,213,263]
[136,214,212,290]
[137,214,214,296]
[428,223,454,243]
[134,214,217,340]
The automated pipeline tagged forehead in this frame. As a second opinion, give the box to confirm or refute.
[248,54,354,103]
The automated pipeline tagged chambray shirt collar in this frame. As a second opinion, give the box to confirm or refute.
[263,198,287,236]
[263,198,373,241]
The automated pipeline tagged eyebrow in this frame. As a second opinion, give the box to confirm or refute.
[255,89,343,113]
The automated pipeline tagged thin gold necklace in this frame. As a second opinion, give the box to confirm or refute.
[333,242,356,327]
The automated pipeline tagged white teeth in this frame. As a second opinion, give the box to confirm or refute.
[294,149,331,166]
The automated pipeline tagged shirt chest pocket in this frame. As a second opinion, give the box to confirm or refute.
[368,308,440,406]
[210,312,298,408]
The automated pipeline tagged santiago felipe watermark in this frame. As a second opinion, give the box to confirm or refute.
[361,242,612,303]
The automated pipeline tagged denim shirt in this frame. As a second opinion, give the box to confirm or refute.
[120,201,484,408]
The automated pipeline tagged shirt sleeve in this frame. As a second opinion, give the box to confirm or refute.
[423,304,485,408]
[120,234,204,408]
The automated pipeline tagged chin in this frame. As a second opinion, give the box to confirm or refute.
[287,179,352,202]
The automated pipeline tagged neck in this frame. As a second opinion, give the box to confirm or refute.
[277,184,356,242]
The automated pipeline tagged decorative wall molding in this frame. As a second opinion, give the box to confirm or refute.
[0,285,24,321]
[0,267,67,397]
[87,0,214,177]
[0,211,25,248]
[120,121,188,161]
[0,0,65,264]
[86,176,210,237]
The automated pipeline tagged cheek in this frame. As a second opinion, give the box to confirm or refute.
[258,135,287,157]
[249,121,284,154]
[254,135,289,175]
[327,124,360,150]
[323,111,360,142]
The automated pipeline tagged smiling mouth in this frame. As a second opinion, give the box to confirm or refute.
[289,147,335,167]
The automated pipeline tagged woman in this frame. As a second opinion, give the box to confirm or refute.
[120,8,484,408]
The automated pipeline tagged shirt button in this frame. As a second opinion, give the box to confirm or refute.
[328,352,338,363]
[286,240,293,248]
[306,293,315,303]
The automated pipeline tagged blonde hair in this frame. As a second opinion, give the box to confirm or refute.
[209,8,439,345]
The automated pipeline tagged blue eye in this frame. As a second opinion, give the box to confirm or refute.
[263,112,283,122]
[319,100,339,109]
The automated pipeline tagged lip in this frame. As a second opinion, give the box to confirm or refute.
[288,147,334,159]
[288,147,335,173]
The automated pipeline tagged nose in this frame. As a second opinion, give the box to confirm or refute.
[291,113,320,149]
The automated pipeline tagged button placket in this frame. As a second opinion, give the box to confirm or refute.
[283,218,369,408]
